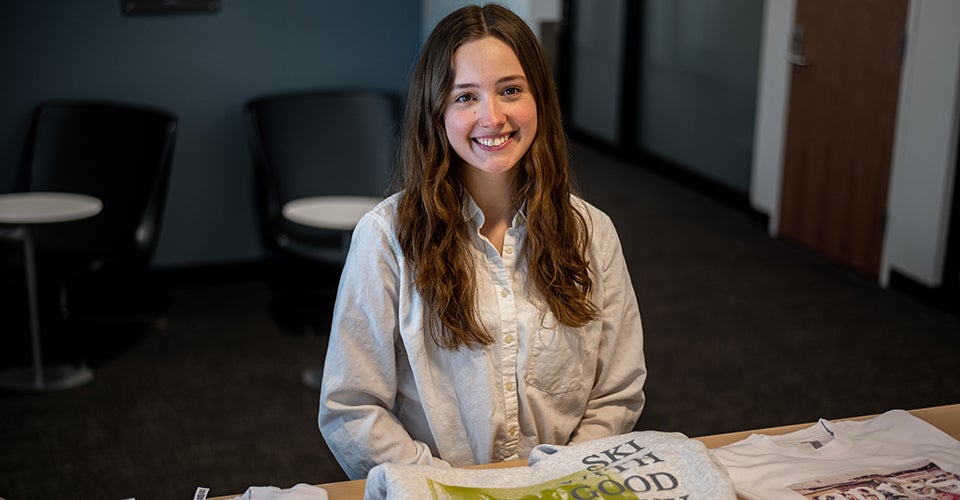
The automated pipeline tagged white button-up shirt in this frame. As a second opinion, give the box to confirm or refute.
[318,193,646,479]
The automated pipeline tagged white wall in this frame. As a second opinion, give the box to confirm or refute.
[881,0,960,287]
[749,0,795,234]
[749,0,960,287]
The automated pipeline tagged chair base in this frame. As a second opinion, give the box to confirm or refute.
[0,363,94,392]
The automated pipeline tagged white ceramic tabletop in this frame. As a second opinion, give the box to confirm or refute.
[282,195,382,230]
[0,192,102,224]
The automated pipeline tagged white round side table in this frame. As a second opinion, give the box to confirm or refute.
[0,192,102,391]
[282,196,382,232]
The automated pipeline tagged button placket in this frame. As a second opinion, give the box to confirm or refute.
[493,228,520,458]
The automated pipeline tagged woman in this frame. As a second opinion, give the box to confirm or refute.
[318,3,646,480]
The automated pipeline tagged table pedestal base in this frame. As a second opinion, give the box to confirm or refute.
[0,364,94,392]
[301,367,324,390]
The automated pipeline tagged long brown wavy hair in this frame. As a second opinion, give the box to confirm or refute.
[395,3,599,349]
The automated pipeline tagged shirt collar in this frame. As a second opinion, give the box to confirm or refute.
[461,193,527,230]
[462,193,484,227]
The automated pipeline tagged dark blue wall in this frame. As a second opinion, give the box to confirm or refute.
[0,1,420,268]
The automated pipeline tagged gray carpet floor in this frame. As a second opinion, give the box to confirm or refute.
[1,140,958,500]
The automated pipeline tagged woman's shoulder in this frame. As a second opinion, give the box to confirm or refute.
[352,193,401,241]
[360,192,400,224]
[373,192,401,214]
[569,194,615,230]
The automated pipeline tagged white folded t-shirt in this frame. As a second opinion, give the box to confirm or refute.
[228,483,328,500]
[365,431,736,499]
[712,409,960,500]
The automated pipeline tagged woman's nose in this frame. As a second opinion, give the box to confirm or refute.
[477,100,504,128]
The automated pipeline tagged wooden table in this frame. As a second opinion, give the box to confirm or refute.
[210,403,960,499]
[0,192,102,391]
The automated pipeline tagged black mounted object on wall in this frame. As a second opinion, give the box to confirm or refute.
[121,0,220,15]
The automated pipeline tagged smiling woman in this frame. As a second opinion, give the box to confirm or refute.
[316,3,647,480]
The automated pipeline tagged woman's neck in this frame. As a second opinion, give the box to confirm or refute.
[465,169,518,254]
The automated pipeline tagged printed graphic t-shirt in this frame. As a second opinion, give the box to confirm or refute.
[711,409,960,500]
[364,430,736,499]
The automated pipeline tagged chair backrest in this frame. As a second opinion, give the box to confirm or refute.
[245,90,399,261]
[19,100,178,269]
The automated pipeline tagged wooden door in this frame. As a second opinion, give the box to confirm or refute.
[778,0,908,277]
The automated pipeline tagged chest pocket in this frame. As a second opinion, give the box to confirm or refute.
[524,316,584,395]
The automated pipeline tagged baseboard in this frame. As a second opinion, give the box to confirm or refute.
[888,269,960,316]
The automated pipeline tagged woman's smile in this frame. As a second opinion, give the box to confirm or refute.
[473,132,515,150]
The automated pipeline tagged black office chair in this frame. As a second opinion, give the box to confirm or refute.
[6,100,177,334]
[245,90,399,263]
[245,90,399,385]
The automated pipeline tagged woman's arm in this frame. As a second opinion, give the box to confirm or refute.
[570,212,647,443]
[318,212,450,479]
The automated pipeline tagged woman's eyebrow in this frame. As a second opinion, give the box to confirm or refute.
[497,74,527,84]
[451,74,527,91]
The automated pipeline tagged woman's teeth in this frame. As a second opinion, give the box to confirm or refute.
[476,134,510,147]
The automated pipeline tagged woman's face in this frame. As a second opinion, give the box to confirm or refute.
[443,36,538,179]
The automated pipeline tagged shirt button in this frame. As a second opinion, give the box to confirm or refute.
[500,289,509,298]
[503,334,514,344]
[508,426,519,437]
[504,245,514,255]
[505,382,515,391]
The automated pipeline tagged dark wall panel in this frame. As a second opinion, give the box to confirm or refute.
[0,1,420,267]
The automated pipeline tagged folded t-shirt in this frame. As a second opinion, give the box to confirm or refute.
[365,431,736,499]
[711,409,960,499]
[227,483,328,500]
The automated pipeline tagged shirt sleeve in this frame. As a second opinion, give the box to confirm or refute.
[569,210,647,443]
[318,211,450,479]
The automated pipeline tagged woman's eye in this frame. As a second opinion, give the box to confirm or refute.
[454,94,474,103]
[502,86,522,96]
